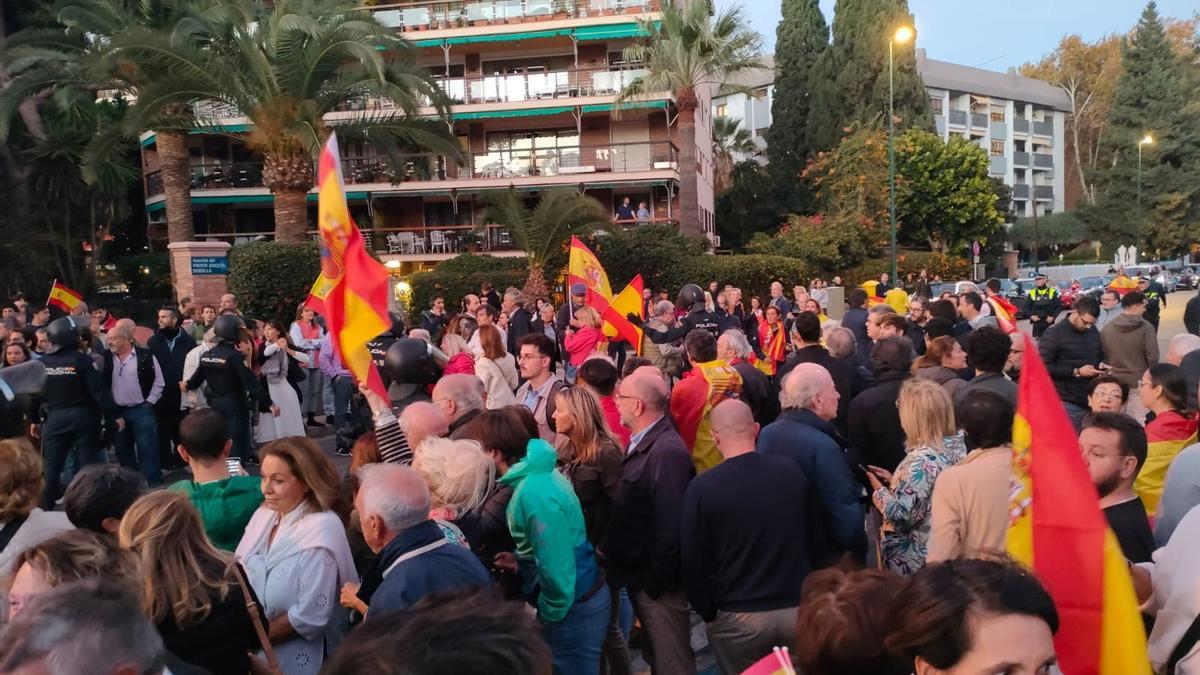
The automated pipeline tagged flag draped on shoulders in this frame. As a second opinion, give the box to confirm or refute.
[757,321,786,376]
[1135,410,1199,515]
[1007,333,1151,675]
[315,133,390,399]
[47,280,83,313]
[670,360,742,474]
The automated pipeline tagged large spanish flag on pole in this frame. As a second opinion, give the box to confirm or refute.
[567,236,612,306]
[601,274,645,355]
[1008,335,1151,675]
[47,279,83,313]
[316,133,390,399]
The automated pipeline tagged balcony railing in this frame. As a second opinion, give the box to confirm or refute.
[970,112,987,129]
[1033,120,1053,136]
[1013,184,1029,199]
[1012,151,1029,167]
[143,141,678,197]
[1034,185,1054,200]
[948,110,967,126]
[1032,153,1053,169]
[369,0,660,31]
[1014,118,1030,134]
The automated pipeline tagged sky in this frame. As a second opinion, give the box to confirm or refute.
[734,0,1199,72]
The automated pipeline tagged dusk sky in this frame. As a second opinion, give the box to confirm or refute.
[733,0,1198,72]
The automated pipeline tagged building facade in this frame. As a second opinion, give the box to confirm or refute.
[710,56,774,162]
[138,0,717,275]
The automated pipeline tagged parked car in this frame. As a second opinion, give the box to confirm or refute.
[929,281,981,299]
[1076,275,1111,302]
[1179,268,1198,290]
[1155,269,1178,293]
[995,278,1030,319]
[1054,279,1077,309]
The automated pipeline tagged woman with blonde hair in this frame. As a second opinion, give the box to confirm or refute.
[865,379,968,575]
[0,438,71,578]
[235,437,357,674]
[552,387,623,549]
[564,306,604,382]
[413,436,496,548]
[120,491,261,674]
[440,332,475,376]
[7,529,141,618]
[475,324,518,409]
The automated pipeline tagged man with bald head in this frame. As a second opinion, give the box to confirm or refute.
[757,363,867,563]
[431,374,485,438]
[611,370,696,674]
[350,463,491,619]
[682,400,814,674]
[398,401,448,452]
[103,318,166,485]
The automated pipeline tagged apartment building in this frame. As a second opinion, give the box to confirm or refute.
[917,49,1070,218]
[710,56,774,162]
[138,0,717,274]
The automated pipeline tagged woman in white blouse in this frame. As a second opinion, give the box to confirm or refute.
[1132,502,1200,673]
[236,437,357,675]
[257,319,309,442]
[474,324,518,409]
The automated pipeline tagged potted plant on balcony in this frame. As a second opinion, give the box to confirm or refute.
[552,0,571,18]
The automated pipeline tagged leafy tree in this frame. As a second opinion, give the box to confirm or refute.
[895,129,1004,254]
[803,125,890,252]
[804,0,930,153]
[619,0,763,238]
[114,0,459,242]
[1007,211,1088,248]
[711,116,757,193]
[745,213,872,269]
[766,0,827,213]
[1086,1,1200,257]
[715,160,783,248]
[991,176,1016,224]
[481,189,612,303]
[583,224,707,290]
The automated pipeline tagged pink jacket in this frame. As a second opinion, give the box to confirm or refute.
[564,326,602,367]
[443,351,476,376]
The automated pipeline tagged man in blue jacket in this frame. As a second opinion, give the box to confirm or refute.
[351,464,491,620]
[756,363,867,565]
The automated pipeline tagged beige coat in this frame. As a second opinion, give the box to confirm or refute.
[926,446,1012,563]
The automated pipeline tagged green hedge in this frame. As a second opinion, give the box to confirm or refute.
[665,255,815,300]
[227,241,320,322]
[408,265,526,314]
[842,251,973,285]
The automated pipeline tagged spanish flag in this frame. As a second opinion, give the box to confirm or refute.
[1008,334,1151,675]
[47,279,83,313]
[670,359,742,473]
[567,236,612,306]
[316,133,390,399]
[1108,274,1137,296]
[757,320,786,376]
[303,273,335,315]
[601,274,645,356]
[986,292,1019,335]
[1135,410,1198,515]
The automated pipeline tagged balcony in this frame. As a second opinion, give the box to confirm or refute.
[1032,153,1053,169]
[1012,151,1029,167]
[989,156,1006,175]
[369,0,660,32]
[143,141,678,197]
[1013,184,1029,200]
[1034,185,1054,200]
[948,110,967,127]
[1013,118,1029,134]
[1033,120,1053,136]
[934,115,946,135]
[970,112,987,129]
[990,123,1007,140]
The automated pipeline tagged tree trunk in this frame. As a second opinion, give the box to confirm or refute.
[523,265,548,306]
[675,93,702,239]
[263,150,315,243]
[157,130,196,243]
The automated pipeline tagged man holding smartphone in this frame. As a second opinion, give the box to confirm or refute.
[1038,296,1106,428]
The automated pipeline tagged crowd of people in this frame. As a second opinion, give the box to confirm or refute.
[1,269,1199,675]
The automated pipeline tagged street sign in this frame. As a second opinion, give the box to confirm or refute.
[191,256,229,275]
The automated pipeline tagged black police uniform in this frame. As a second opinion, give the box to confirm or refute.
[644,308,722,344]
[38,347,108,508]
[186,342,261,460]
[1144,282,1166,330]
[1028,283,1062,339]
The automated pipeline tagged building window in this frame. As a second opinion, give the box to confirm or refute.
[930,97,944,114]
[990,110,1005,122]
[990,140,1004,156]
[715,103,727,118]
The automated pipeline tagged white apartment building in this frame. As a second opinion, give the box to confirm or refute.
[710,56,774,162]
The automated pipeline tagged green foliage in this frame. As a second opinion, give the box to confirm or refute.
[745,214,872,270]
[895,129,1004,254]
[107,251,171,298]
[991,177,1016,224]
[805,0,932,153]
[712,116,758,192]
[581,226,708,291]
[766,0,827,213]
[667,255,815,300]
[481,189,612,272]
[1086,1,1200,256]
[1007,212,1089,247]
[408,269,526,317]
[715,161,785,248]
[431,253,526,277]
[227,241,320,322]
[801,126,890,262]
[842,252,972,285]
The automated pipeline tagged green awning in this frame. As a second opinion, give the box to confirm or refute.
[580,100,667,113]
[452,105,574,120]
[414,27,572,47]
[141,135,156,148]
[573,22,654,41]
[147,191,367,211]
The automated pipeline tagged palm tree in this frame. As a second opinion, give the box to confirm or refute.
[618,0,763,238]
[711,116,757,193]
[116,0,459,242]
[481,189,611,303]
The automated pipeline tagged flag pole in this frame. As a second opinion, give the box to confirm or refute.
[46,279,58,308]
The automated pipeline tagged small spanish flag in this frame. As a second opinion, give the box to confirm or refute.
[986,293,1019,334]
[600,274,645,355]
[47,280,83,313]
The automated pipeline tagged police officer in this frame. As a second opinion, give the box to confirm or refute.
[35,316,110,508]
[184,314,261,461]
[638,283,722,344]
[1027,273,1062,339]
[1139,274,1166,331]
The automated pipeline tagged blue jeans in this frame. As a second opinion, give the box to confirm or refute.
[330,375,354,431]
[114,403,161,485]
[541,583,611,675]
[322,376,336,417]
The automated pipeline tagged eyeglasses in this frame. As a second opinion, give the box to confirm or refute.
[614,391,643,403]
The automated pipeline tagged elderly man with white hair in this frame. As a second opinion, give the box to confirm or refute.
[717,329,777,425]
[103,317,166,485]
[399,401,448,452]
[431,373,486,438]
[345,463,492,620]
[756,363,867,564]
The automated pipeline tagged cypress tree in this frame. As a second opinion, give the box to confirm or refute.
[766,0,828,213]
[1087,1,1200,257]
[805,0,931,153]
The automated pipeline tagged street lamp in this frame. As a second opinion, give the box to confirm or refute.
[888,25,914,281]
[1137,133,1154,259]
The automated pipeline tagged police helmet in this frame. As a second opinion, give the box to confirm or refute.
[213,314,245,343]
[388,312,406,338]
[46,316,82,348]
[676,283,705,312]
[383,337,436,385]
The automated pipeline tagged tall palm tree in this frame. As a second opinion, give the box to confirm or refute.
[618,0,763,238]
[116,0,459,242]
[481,188,611,303]
[711,115,757,193]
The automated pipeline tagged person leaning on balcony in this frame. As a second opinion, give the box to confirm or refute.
[615,197,636,223]
[636,201,651,225]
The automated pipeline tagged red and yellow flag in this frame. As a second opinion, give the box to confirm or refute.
[567,236,612,306]
[47,279,83,313]
[303,273,335,314]
[1008,334,1151,675]
[1108,274,1137,296]
[601,274,645,355]
[316,133,390,399]
[987,293,1019,335]
[671,359,742,473]
[1135,410,1198,515]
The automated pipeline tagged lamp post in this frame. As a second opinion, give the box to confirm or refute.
[1136,133,1154,260]
[888,25,914,281]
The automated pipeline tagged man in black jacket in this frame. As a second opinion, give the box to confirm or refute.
[717,329,778,426]
[501,288,533,358]
[1038,296,1104,428]
[611,370,696,675]
[1184,289,1200,337]
[147,307,196,471]
[775,311,857,433]
[846,336,913,473]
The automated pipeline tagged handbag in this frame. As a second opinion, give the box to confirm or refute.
[231,563,283,675]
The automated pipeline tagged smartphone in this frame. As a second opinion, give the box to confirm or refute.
[226,459,245,477]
